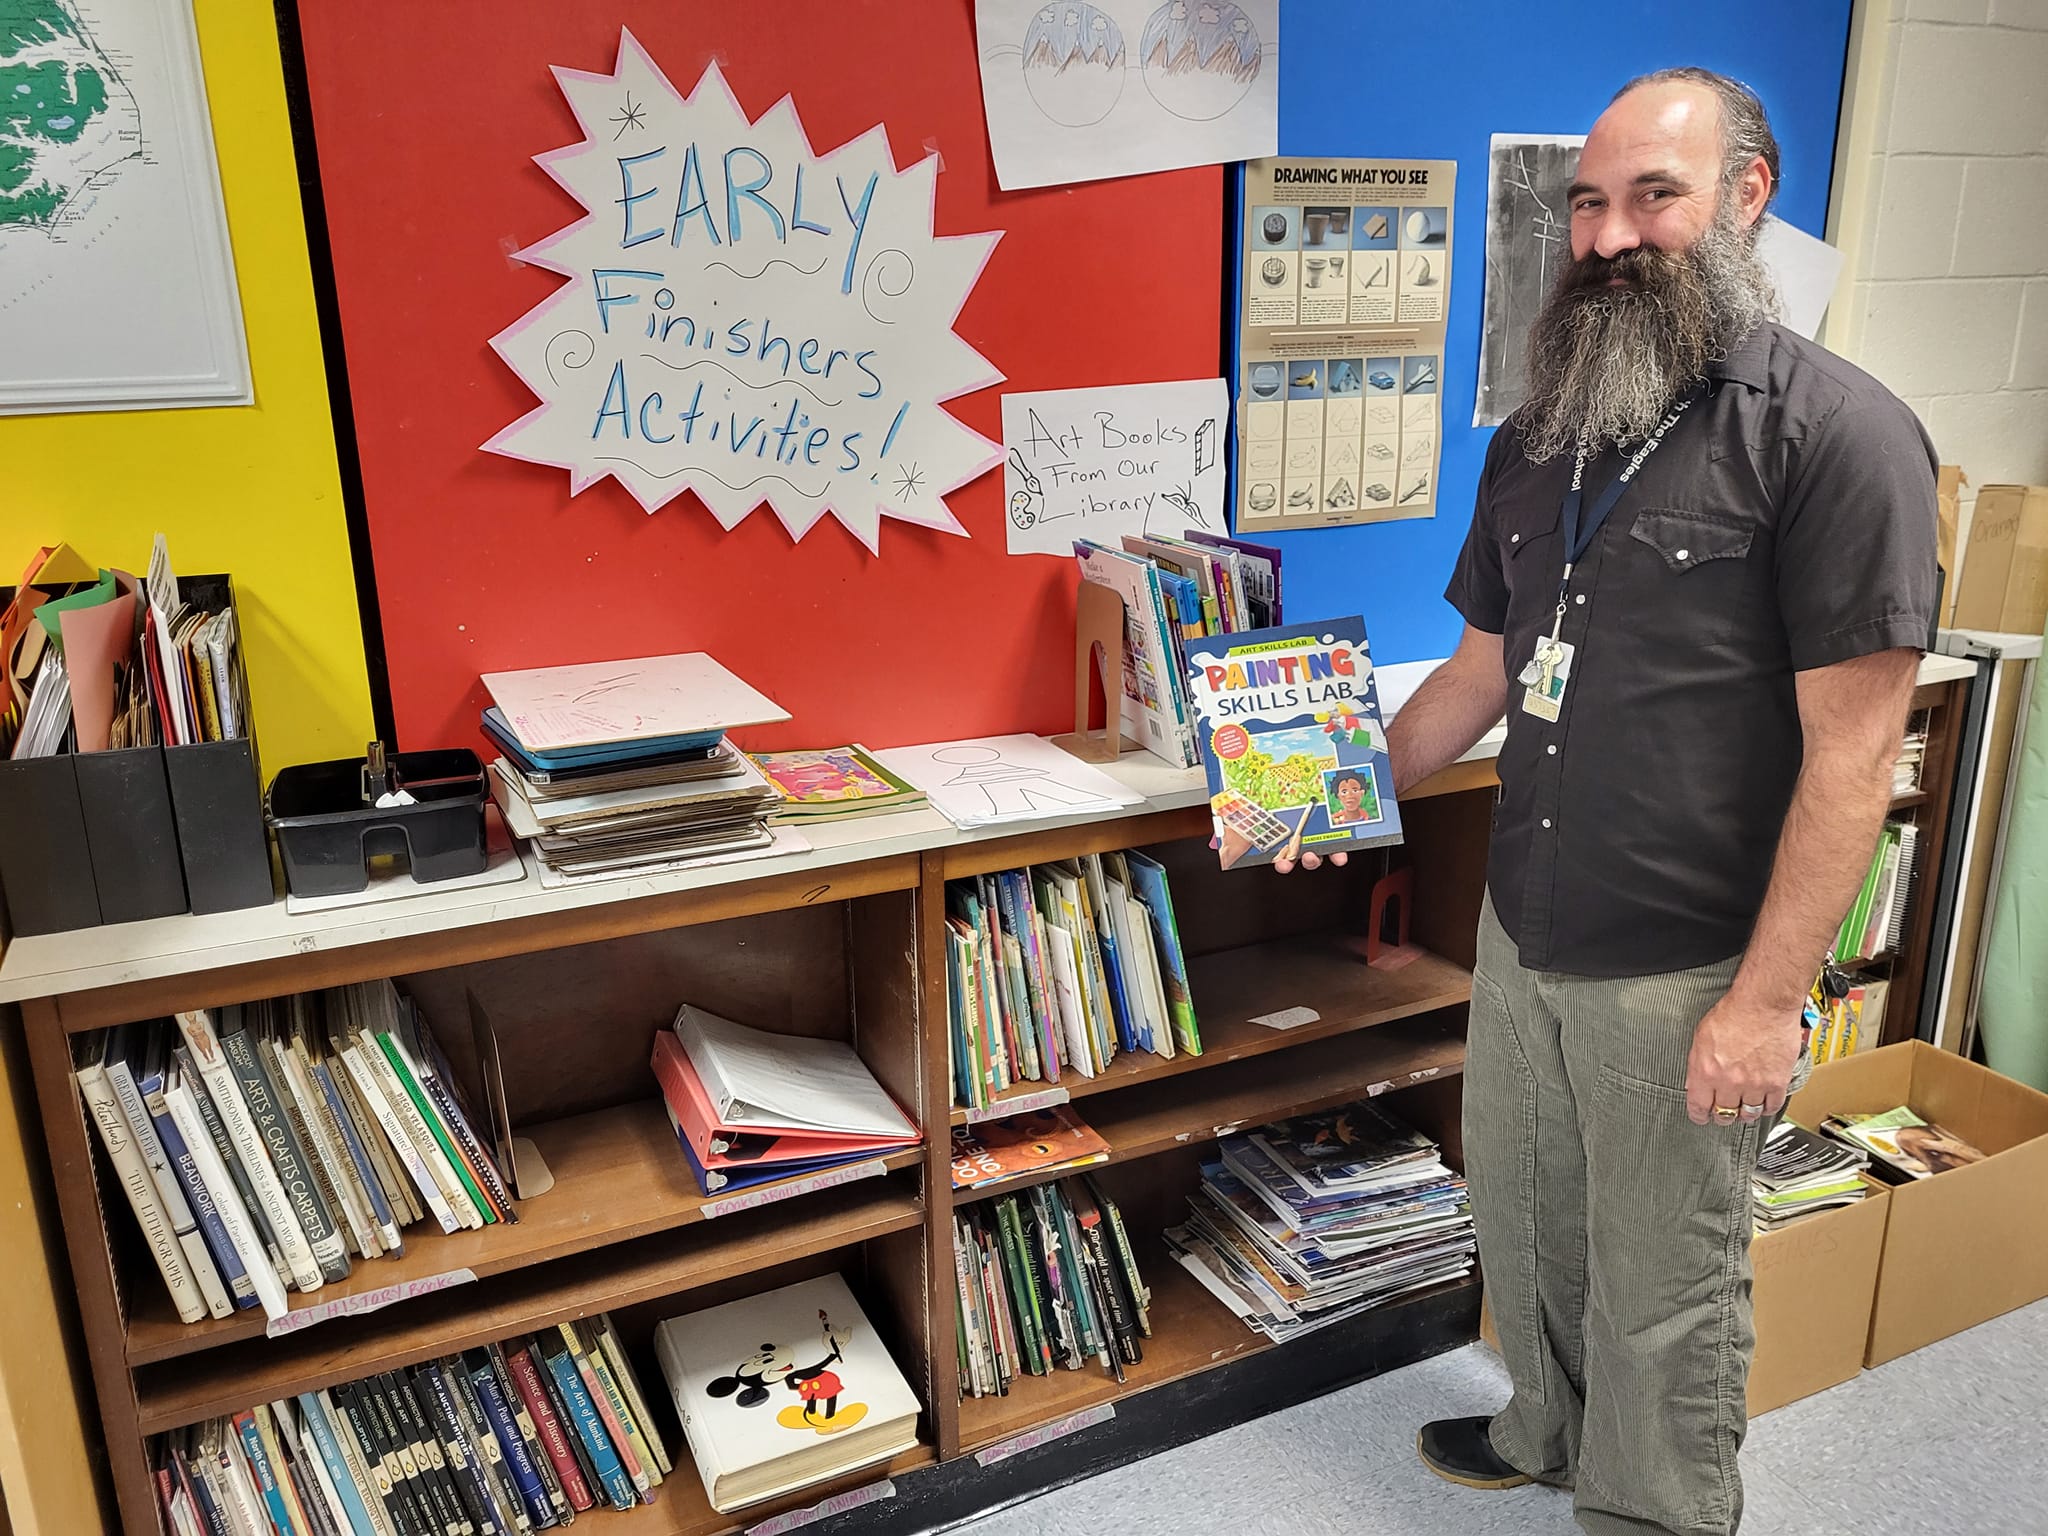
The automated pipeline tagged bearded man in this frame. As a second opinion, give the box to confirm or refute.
[1289,68,1938,1535]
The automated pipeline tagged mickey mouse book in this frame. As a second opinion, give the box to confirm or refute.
[653,1273,921,1512]
[1182,616,1404,870]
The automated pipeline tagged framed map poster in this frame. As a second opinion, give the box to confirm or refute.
[0,0,250,414]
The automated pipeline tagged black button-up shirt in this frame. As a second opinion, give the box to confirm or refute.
[1445,322,1939,977]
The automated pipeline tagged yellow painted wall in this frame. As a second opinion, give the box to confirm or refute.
[1,0,372,772]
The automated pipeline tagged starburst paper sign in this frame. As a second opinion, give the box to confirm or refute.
[486,30,1005,550]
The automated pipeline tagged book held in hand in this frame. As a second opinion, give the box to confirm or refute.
[1182,616,1404,870]
[654,1274,921,1512]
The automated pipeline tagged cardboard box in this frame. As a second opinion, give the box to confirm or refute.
[1476,1185,1891,1419]
[1746,1180,1889,1414]
[1785,1040,2048,1366]
[1936,465,1965,627]
[1952,483,2048,636]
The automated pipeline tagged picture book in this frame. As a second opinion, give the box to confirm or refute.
[1820,1108,1987,1182]
[746,745,928,820]
[1073,541,1197,767]
[950,1107,1112,1190]
[652,1274,920,1512]
[1182,617,1404,870]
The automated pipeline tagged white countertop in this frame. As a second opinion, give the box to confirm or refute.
[0,649,1972,1005]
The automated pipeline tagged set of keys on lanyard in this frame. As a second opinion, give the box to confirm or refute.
[1517,388,1704,721]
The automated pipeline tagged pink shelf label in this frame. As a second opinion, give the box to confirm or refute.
[974,1402,1116,1467]
[702,1158,891,1221]
[263,1269,477,1339]
[963,1085,1071,1124]
[744,1477,896,1535]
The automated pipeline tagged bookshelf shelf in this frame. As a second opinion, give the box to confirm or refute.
[956,1237,1270,1452]
[130,1180,926,1435]
[602,1447,939,1536]
[950,941,1472,1126]
[954,1015,1468,1205]
[125,1100,923,1364]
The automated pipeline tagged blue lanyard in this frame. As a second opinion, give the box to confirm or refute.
[1548,387,1703,638]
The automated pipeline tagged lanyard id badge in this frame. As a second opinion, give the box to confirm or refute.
[1518,387,1703,722]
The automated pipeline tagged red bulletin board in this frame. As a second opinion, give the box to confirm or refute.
[292,0,1224,754]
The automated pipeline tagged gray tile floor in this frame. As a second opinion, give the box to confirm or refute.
[950,1299,2048,1536]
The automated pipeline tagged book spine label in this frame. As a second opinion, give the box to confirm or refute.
[486,1344,568,1516]
[142,1074,254,1309]
[299,1391,388,1536]
[468,1355,551,1526]
[234,1411,296,1536]
[311,1057,403,1250]
[107,1054,231,1320]
[163,1077,292,1321]
[542,1345,633,1511]
[507,1347,595,1512]
[221,1025,350,1281]
[340,1043,461,1235]
[76,1060,203,1323]
[176,1014,323,1292]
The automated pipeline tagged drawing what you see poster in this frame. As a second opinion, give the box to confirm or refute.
[486,30,1004,552]
[0,0,249,413]
[975,1,1278,190]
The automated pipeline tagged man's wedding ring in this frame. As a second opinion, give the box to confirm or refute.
[1713,1106,1740,1121]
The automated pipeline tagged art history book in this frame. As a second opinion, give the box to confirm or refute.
[1182,617,1404,870]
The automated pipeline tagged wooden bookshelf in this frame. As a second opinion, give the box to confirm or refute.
[7,758,1501,1535]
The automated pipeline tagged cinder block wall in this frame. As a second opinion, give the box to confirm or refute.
[1833,0,2048,524]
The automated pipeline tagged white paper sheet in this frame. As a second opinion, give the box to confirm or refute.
[974,0,1279,191]
[872,734,1144,828]
[480,652,789,752]
[484,30,1004,551]
[1756,215,1845,341]
[1002,378,1228,556]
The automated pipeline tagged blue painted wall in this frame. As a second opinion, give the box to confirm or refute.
[1243,0,1855,663]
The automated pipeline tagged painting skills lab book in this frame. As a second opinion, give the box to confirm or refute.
[1183,617,1403,871]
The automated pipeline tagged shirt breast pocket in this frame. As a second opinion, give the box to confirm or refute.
[1500,501,1564,641]
[1623,507,1760,645]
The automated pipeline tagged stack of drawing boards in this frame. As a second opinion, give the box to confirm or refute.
[1168,1100,1475,1342]
[149,1313,671,1535]
[481,652,792,886]
[1070,529,1282,767]
[72,982,515,1326]
[650,1004,921,1197]
[942,850,1200,1112]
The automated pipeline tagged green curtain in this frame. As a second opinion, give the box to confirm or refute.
[1980,645,2048,1090]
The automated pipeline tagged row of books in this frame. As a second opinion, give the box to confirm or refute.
[1834,819,1919,964]
[1753,1122,1871,1231]
[649,1004,921,1198]
[482,654,789,887]
[945,851,1198,1111]
[1073,530,1282,768]
[74,985,512,1326]
[954,1174,1150,1398]
[1168,1101,1475,1342]
[151,1316,669,1536]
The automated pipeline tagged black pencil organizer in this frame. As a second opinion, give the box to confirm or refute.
[164,575,273,915]
[268,748,488,898]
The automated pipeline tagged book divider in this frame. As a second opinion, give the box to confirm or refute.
[21,779,1520,1535]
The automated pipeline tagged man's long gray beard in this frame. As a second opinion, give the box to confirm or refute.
[1518,205,1779,463]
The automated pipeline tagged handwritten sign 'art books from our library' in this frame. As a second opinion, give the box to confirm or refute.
[486,29,1004,552]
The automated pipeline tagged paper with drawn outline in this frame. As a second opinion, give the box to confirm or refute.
[872,734,1144,829]
[975,0,1279,190]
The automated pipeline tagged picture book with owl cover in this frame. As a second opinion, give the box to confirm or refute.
[1182,615,1404,870]
[949,1106,1113,1189]
[653,1273,921,1512]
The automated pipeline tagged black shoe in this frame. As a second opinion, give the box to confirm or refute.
[1416,1417,1533,1490]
